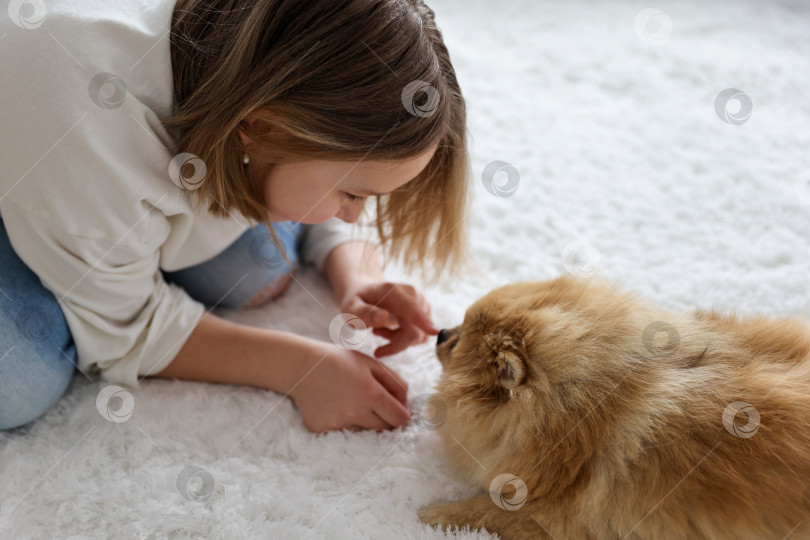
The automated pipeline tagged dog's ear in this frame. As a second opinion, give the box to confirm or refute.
[491,349,526,388]
[483,333,528,390]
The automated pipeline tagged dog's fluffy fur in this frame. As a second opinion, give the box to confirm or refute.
[418,274,810,539]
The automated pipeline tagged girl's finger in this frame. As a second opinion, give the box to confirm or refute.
[369,358,409,404]
[368,382,412,428]
[374,309,399,329]
[372,326,395,338]
[357,411,392,432]
[419,296,431,319]
[370,286,438,336]
[374,325,424,342]
[367,305,397,328]
[348,303,396,329]
[374,325,426,348]
[373,323,423,358]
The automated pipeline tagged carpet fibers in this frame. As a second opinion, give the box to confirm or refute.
[2,0,809,538]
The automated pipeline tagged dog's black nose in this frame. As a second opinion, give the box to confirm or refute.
[437,328,450,345]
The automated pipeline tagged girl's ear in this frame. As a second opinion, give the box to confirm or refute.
[238,111,282,148]
[237,119,255,147]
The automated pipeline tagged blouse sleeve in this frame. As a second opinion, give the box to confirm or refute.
[0,199,207,389]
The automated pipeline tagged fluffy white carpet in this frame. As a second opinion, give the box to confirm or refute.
[2,0,809,537]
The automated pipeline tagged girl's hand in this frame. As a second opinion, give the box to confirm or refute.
[339,281,439,358]
[289,340,412,432]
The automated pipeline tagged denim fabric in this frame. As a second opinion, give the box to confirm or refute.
[161,221,302,309]
[0,219,302,430]
[0,217,77,430]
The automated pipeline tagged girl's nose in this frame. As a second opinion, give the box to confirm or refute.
[337,203,363,224]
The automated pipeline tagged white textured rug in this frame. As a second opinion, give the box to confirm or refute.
[2,0,809,537]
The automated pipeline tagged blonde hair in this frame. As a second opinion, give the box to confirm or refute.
[163,0,471,283]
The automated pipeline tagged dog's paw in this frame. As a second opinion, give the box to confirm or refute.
[417,503,451,528]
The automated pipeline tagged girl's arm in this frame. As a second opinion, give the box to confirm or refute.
[151,310,413,432]
[152,241,388,393]
[150,311,319,394]
[322,240,385,305]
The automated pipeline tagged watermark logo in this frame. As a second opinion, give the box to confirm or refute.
[714,88,753,125]
[248,234,286,270]
[14,304,54,342]
[176,465,215,502]
[489,473,528,511]
[96,385,135,423]
[634,9,672,45]
[722,401,760,438]
[168,153,207,191]
[8,0,46,29]
[481,161,520,198]
[329,313,369,350]
[562,241,600,277]
[642,321,681,358]
[409,393,447,430]
[402,80,440,118]
[88,72,127,109]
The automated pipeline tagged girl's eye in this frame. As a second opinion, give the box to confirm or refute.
[343,192,366,202]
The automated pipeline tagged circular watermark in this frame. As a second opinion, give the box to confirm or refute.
[722,401,760,438]
[88,72,127,109]
[248,234,286,270]
[714,88,753,125]
[409,393,447,430]
[794,169,810,204]
[8,0,46,30]
[168,153,207,190]
[489,473,528,511]
[562,241,600,277]
[96,385,135,423]
[329,313,369,350]
[176,465,215,503]
[401,80,440,118]
[14,304,54,342]
[634,8,672,45]
[641,321,680,358]
[481,161,520,198]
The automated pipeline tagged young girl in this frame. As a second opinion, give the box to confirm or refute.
[0,0,469,432]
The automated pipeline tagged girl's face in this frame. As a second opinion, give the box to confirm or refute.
[239,127,438,224]
[263,147,437,224]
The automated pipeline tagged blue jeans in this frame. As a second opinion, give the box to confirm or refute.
[0,218,302,430]
[162,221,302,310]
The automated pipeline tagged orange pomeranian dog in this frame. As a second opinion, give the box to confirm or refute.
[417,274,810,539]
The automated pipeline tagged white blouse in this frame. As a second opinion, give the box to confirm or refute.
[0,0,368,387]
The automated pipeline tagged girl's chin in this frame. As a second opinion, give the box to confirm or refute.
[265,208,295,222]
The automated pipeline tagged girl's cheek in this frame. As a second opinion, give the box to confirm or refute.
[332,201,350,221]
[302,200,345,224]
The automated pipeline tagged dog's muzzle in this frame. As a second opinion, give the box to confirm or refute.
[437,328,450,345]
